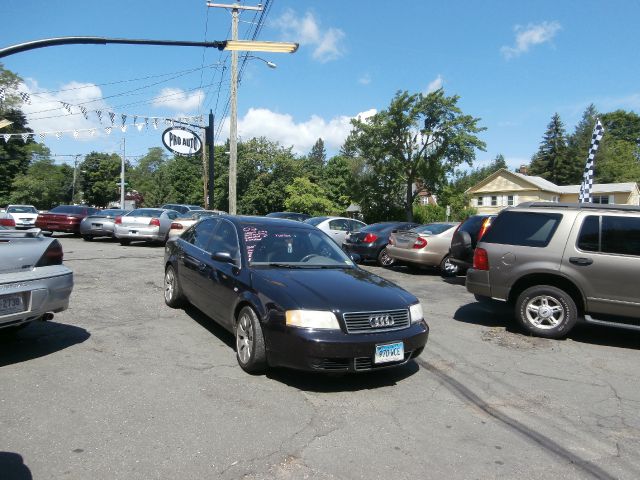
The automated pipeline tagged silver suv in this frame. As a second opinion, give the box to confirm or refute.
[466,202,640,338]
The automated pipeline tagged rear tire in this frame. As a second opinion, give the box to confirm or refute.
[164,265,185,308]
[119,239,130,246]
[439,255,458,277]
[515,285,578,339]
[377,247,395,267]
[235,306,267,374]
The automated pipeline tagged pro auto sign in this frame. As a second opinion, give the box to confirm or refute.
[162,127,203,156]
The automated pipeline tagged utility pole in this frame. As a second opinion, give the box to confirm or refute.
[71,154,81,203]
[121,137,126,209]
[208,2,263,215]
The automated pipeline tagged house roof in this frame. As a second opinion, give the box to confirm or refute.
[559,183,638,194]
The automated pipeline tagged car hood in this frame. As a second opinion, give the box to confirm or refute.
[251,266,417,313]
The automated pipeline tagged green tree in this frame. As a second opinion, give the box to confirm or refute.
[321,155,356,211]
[0,109,36,204]
[529,113,571,185]
[303,138,326,181]
[164,154,203,205]
[596,139,640,183]
[347,89,486,221]
[565,104,599,185]
[78,152,122,207]
[10,157,73,209]
[284,177,335,215]
[129,147,171,206]
[601,110,640,144]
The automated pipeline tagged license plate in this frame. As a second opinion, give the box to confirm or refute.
[0,294,25,316]
[374,342,404,364]
[130,230,138,234]
[92,223,103,228]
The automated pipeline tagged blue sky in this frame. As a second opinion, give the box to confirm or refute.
[1,0,639,171]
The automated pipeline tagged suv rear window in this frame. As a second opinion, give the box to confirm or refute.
[481,211,562,247]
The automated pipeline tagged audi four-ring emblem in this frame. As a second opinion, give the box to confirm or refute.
[369,315,394,328]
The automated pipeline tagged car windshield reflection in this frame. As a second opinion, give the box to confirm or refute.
[242,224,354,268]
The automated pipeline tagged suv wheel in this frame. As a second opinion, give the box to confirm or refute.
[515,285,578,339]
[377,247,395,267]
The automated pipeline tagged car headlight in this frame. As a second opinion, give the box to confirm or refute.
[409,303,424,324]
[285,310,340,330]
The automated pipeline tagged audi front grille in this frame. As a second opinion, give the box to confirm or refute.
[342,308,410,334]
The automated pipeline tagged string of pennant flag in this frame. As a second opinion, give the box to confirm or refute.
[0,86,204,143]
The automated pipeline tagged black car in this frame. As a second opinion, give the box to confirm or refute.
[449,214,496,274]
[342,221,420,267]
[266,211,311,222]
[164,216,428,374]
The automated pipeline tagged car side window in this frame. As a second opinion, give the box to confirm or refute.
[480,212,562,247]
[210,220,240,262]
[601,216,640,256]
[329,219,349,231]
[191,219,218,251]
[577,216,600,252]
[348,220,364,232]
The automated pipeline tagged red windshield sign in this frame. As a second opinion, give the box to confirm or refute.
[162,127,202,156]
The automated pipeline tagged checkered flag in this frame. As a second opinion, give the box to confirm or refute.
[0,87,5,103]
[79,106,88,120]
[578,119,605,203]
[19,91,31,104]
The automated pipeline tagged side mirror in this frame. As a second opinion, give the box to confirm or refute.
[349,253,362,264]
[212,251,235,264]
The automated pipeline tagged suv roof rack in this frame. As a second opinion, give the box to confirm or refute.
[515,202,640,213]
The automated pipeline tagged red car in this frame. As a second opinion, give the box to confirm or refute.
[36,205,99,235]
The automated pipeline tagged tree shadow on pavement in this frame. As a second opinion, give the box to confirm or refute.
[0,321,90,367]
[267,361,419,393]
[0,452,32,480]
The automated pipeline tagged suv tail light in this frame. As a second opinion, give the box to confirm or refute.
[170,222,183,230]
[114,216,122,224]
[35,240,63,267]
[473,247,489,271]
[413,237,428,249]
[149,218,161,227]
[362,233,378,243]
[478,217,493,241]
[0,218,16,227]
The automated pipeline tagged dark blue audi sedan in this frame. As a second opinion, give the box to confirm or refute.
[163,215,428,374]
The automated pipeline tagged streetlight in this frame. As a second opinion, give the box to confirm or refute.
[223,40,298,215]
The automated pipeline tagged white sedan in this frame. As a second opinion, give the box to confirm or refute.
[304,216,367,245]
[0,205,39,229]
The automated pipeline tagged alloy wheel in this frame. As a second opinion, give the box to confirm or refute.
[164,268,175,303]
[524,295,565,329]
[236,313,253,364]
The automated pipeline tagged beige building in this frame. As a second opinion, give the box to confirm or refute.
[466,168,640,214]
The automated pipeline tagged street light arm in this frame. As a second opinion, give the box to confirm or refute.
[0,37,227,58]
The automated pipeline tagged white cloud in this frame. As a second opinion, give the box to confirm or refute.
[501,21,561,59]
[20,80,109,140]
[358,73,371,85]
[152,87,204,110]
[425,74,443,94]
[216,107,376,154]
[274,10,345,63]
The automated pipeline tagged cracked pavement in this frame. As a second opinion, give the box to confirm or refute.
[1,236,639,479]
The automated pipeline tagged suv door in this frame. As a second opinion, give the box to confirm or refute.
[562,212,640,318]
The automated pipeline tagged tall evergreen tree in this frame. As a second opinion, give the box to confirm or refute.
[529,113,570,185]
[304,138,326,181]
[566,104,599,185]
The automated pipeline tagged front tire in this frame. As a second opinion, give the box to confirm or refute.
[377,247,395,267]
[164,265,185,308]
[439,255,458,277]
[515,285,578,339]
[235,306,267,374]
[119,239,130,246]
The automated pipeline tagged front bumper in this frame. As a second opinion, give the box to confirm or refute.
[265,321,429,372]
[0,267,73,328]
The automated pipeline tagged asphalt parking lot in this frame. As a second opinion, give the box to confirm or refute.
[1,236,639,480]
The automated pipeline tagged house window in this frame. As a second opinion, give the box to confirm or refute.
[477,197,484,206]
[491,196,498,206]
[592,195,613,204]
[507,195,514,206]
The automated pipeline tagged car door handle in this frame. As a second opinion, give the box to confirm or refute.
[569,257,593,266]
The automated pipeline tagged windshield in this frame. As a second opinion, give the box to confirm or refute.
[242,223,354,268]
[411,223,457,235]
[8,206,38,213]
